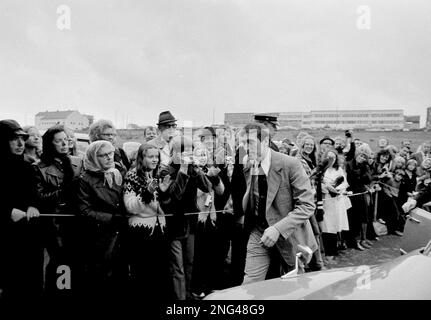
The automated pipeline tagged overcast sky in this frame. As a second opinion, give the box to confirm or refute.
[1,0,431,127]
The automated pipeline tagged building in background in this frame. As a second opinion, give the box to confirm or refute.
[404,115,420,130]
[225,109,417,130]
[426,107,431,131]
[35,110,90,131]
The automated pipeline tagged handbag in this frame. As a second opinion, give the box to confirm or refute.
[372,191,388,236]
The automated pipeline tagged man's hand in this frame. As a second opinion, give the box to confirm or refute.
[26,206,40,221]
[402,199,417,213]
[260,226,280,248]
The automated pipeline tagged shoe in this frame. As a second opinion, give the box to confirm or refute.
[360,240,371,249]
[364,240,373,246]
[394,231,404,237]
[355,242,365,251]
[192,292,205,300]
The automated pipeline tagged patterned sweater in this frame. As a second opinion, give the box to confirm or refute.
[123,168,166,233]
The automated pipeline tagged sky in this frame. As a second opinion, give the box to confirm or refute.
[1,0,431,128]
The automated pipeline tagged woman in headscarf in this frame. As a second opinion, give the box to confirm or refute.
[123,143,173,300]
[77,140,128,297]
[34,124,83,296]
[0,120,44,299]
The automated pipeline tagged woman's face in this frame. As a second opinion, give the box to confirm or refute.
[193,147,208,167]
[96,145,115,171]
[9,136,26,155]
[395,159,404,168]
[25,127,42,149]
[407,163,416,171]
[53,131,69,155]
[379,154,389,164]
[143,148,159,170]
[303,138,314,155]
[356,153,367,164]
[100,127,117,144]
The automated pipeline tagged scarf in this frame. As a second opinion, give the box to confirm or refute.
[84,140,123,188]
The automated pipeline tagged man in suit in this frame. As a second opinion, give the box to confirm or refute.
[239,123,317,284]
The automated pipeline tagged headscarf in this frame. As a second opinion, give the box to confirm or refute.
[84,140,122,188]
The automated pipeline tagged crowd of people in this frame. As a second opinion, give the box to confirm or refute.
[1,111,431,301]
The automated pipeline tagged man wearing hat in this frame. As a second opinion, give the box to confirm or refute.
[148,111,178,167]
[254,113,279,152]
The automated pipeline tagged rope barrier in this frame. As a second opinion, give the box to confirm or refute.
[38,188,374,218]
[39,209,234,218]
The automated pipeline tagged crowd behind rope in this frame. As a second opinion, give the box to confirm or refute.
[1,112,431,301]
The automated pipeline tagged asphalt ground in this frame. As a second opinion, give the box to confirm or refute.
[324,234,403,269]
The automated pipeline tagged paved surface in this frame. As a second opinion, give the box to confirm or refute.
[324,235,403,269]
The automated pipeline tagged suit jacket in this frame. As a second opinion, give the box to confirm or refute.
[242,150,317,266]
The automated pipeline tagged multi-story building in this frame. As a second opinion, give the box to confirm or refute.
[35,110,90,131]
[225,109,413,130]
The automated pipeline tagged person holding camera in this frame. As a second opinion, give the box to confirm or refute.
[157,135,214,300]
[123,143,173,300]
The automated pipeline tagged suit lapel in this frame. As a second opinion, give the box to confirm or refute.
[266,150,282,210]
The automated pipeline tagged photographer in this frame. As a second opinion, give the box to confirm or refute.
[158,135,213,300]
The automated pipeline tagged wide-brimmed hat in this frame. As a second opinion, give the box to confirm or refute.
[157,111,177,125]
[0,119,29,140]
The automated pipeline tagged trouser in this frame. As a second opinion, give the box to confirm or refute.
[242,228,295,285]
[230,223,249,286]
[128,225,171,301]
[321,233,338,256]
[192,216,231,294]
[169,234,195,300]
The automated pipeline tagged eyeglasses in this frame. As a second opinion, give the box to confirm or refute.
[101,133,117,137]
[164,123,177,129]
[96,151,115,159]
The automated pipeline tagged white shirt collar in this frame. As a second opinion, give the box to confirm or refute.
[259,148,271,176]
[243,148,271,176]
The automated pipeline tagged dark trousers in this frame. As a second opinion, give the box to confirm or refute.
[192,214,232,294]
[128,225,171,301]
[321,233,338,256]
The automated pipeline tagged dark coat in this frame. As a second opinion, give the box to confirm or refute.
[0,154,43,297]
[76,170,127,293]
[159,164,212,239]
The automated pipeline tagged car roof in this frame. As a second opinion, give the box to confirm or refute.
[206,248,431,300]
